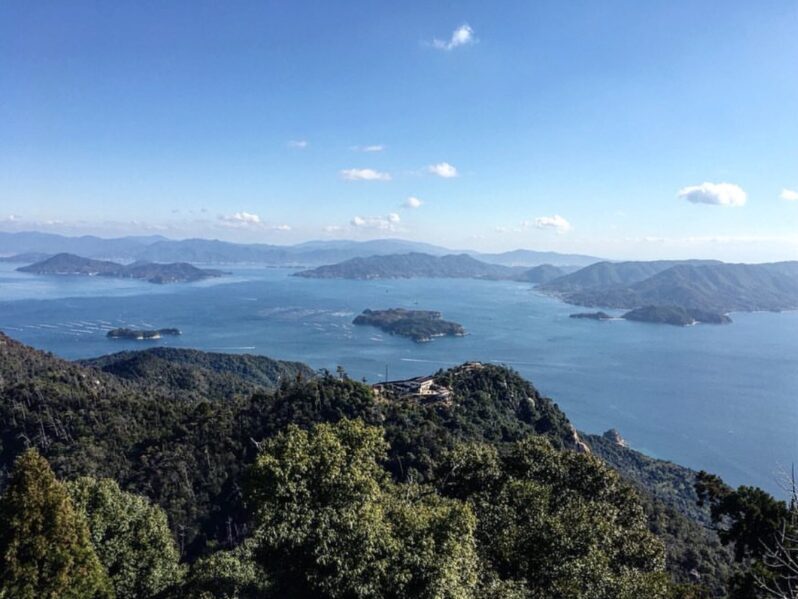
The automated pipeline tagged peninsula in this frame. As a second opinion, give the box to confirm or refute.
[353,308,466,343]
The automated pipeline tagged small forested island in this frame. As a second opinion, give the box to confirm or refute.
[17,253,225,284]
[107,327,182,340]
[353,308,466,342]
[570,311,613,320]
[622,305,732,326]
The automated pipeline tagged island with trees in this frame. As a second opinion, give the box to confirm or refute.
[569,311,614,320]
[17,253,225,284]
[353,308,466,342]
[622,306,732,326]
[106,328,182,340]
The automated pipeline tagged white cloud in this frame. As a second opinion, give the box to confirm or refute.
[323,225,345,233]
[288,140,308,149]
[531,215,572,233]
[427,162,458,178]
[272,224,292,231]
[780,188,798,201]
[350,213,401,231]
[432,24,475,51]
[352,144,385,152]
[677,182,747,206]
[219,212,262,226]
[404,196,423,209]
[340,168,392,181]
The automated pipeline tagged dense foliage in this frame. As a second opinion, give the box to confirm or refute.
[0,332,746,596]
[588,433,732,595]
[67,476,183,598]
[80,346,313,401]
[247,420,479,598]
[696,471,798,598]
[0,450,112,599]
[435,438,670,597]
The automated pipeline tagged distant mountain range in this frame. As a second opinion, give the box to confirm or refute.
[0,231,601,268]
[539,260,798,313]
[471,248,600,267]
[17,253,224,284]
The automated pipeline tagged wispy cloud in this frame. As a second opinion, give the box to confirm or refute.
[780,188,798,201]
[288,140,308,149]
[352,144,385,153]
[340,168,392,181]
[496,215,573,234]
[219,211,262,226]
[217,212,291,232]
[530,215,572,233]
[350,213,401,231]
[432,24,475,51]
[677,182,747,206]
[404,196,423,209]
[427,162,458,178]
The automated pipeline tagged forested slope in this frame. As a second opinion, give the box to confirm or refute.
[0,332,739,595]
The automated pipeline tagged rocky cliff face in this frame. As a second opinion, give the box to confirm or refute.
[603,428,629,448]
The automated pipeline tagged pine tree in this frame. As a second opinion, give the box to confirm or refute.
[0,449,113,599]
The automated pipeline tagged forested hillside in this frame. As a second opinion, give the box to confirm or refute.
[1,332,791,597]
[540,260,798,313]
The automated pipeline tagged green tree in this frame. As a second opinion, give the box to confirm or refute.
[246,419,479,598]
[437,438,671,598]
[178,539,270,599]
[695,471,797,598]
[0,449,113,599]
[67,476,183,599]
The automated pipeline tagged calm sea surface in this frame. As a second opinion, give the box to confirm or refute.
[1,263,796,496]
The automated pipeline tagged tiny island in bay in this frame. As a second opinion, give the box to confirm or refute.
[570,311,613,320]
[352,308,466,343]
[107,328,182,340]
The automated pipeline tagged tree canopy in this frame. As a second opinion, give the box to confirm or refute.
[0,449,112,599]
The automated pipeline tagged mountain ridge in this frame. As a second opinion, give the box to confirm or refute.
[540,259,798,313]
[0,230,601,268]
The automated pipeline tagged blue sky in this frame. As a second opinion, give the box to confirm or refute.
[1,1,797,260]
